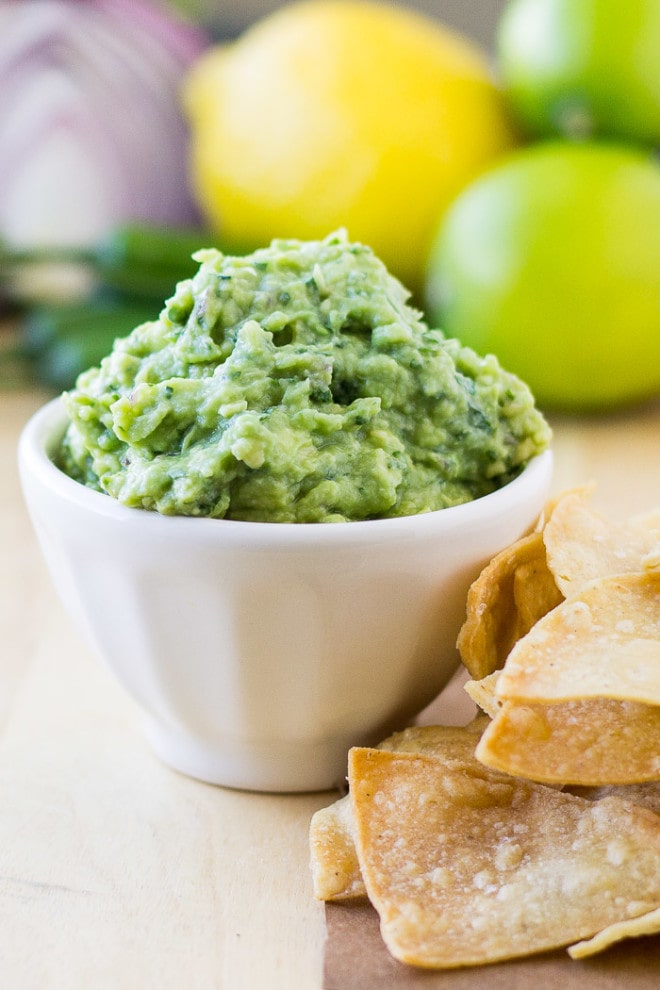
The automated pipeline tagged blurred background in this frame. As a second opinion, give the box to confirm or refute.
[173,0,506,47]
[1,0,659,410]
[0,0,509,393]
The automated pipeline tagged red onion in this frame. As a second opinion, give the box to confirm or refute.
[0,0,209,250]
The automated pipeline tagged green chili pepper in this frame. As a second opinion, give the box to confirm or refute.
[21,298,157,391]
[94,223,216,299]
[97,223,212,273]
[2,223,223,389]
[1,222,217,305]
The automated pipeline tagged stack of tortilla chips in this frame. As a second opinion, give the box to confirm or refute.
[310,487,660,969]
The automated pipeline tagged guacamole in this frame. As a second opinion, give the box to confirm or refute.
[58,231,550,522]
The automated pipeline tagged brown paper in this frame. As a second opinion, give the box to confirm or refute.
[323,900,660,989]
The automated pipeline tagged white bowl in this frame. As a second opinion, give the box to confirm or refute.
[18,397,553,792]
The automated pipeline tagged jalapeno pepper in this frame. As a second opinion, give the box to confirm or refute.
[1,222,219,389]
[20,298,158,391]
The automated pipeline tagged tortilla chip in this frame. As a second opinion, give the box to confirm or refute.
[379,717,489,759]
[476,697,660,785]
[543,489,660,596]
[457,531,563,680]
[310,794,365,901]
[533,484,595,532]
[495,572,660,707]
[568,781,660,816]
[463,672,502,718]
[631,506,660,532]
[310,718,491,901]
[642,545,660,574]
[568,905,660,959]
[349,747,660,968]
[513,553,563,632]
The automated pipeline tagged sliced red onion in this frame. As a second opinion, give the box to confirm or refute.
[0,0,209,249]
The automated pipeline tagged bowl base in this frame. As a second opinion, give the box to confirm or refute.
[144,717,355,793]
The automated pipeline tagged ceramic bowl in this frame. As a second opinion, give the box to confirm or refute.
[18,397,553,792]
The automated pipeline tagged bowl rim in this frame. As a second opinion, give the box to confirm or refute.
[18,396,553,547]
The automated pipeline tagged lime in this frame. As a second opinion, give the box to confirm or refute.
[425,141,660,411]
[497,0,660,145]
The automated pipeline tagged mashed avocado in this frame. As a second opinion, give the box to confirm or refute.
[58,231,550,522]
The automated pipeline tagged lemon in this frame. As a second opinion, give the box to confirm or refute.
[184,0,517,292]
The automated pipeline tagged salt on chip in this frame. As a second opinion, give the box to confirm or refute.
[476,697,660,785]
[543,489,659,596]
[310,719,491,902]
[568,906,660,959]
[457,530,563,680]
[495,572,660,707]
[349,747,660,969]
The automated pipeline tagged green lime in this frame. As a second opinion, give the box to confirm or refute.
[425,141,660,411]
[497,0,660,145]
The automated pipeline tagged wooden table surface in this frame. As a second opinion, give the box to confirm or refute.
[2,384,660,989]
